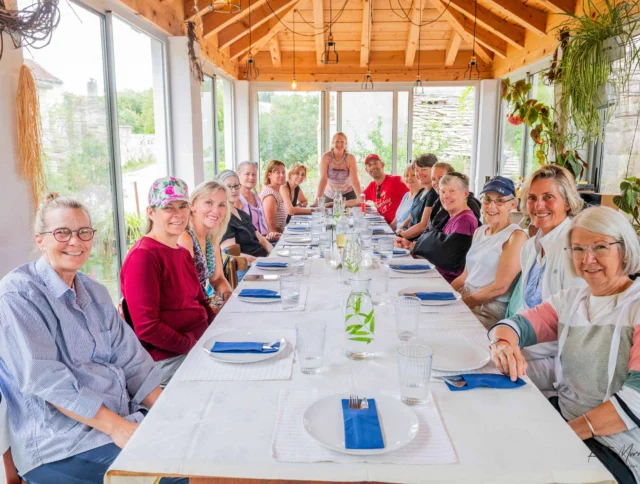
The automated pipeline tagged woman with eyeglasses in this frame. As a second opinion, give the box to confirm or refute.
[218,170,273,265]
[121,177,215,386]
[0,193,186,483]
[489,206,640,483]
[451,176,528,329]
[177,180,232,300]
[281,162,312,224]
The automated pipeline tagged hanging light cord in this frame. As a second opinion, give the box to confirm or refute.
[248,0,252,56]
[417,0,422,78]
[367,0,372,73]
[293,9,296,77]
[472,0,477,56]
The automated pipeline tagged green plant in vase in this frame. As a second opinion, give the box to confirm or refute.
[614,177,640,234]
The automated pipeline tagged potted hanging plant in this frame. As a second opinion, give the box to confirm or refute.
[555,0,640,141]
[614,177,640,235]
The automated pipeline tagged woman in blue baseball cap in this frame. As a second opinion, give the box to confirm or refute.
[451,176,528,329]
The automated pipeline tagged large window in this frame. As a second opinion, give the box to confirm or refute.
[216,76,234,171]
[258,91,322,196]
[22,1,119,299]
[411,86,476,175]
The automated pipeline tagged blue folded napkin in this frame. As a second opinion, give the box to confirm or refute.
[412,292,457,301]
[288,226,309,231]
[211,341,281,353]
[341,399,384,450]
[374,249,407,256]
[371,228,386,234]
[444,373,526,391]
[238,289,281,299]
[256,262,289,268]
[389,264,431,271]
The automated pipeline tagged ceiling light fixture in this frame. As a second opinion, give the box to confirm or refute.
[413,0,424,95]
[361,0,373,89]
[207,0,241,14]
[291,9,298,89]
[321,0,339,64]
[243,0,259,80]
[464,0,481,81]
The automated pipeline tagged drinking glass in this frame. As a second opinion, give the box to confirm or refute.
[359,228,373,250]
[397,344,433,405]
[393,296,420,341]
[369,265,389,305]
[377,237,395,265]
[280,274,302,310]
[311,222,324,245]
[296,322,326,374]
[319,231,332,253]
[356,217,369,231]
[290,247,306,274]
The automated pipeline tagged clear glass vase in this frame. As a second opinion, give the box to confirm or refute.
[344,276,375,360]
[342,231,361,274]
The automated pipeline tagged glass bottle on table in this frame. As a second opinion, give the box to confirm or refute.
[344,275,375,360]
[336,213,350,249]
[360,193,366,213]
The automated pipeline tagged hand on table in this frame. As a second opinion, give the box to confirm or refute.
[267,232,281,241]
[395,237,414,250]
[109,420,139,449]
[490,341,527,382]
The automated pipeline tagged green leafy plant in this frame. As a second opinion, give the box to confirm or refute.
[345,259,360,274]
[125,212,145,248]
[556,0,640,141]
[614,177,640,234]
[345,295,375,344]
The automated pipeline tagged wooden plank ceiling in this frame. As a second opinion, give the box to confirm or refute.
[181,0,576,81]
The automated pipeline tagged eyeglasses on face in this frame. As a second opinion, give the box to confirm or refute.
[40,227,96,242]
[227,184,241,191]
[482,196,514,207]
[565,241,622,259]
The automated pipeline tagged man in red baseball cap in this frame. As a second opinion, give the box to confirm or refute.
[362,154,408,229]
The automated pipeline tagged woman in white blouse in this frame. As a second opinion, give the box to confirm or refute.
[451,176,528,329]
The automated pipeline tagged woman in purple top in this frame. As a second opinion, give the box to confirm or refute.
[398,172,479,282]
[237,161,280,242]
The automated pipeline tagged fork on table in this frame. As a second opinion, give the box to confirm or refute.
[438,375,467,388]
[348,394,370,409]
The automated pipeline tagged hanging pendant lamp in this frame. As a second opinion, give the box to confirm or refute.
[321,0,339,64]
[207,0,241,14]
[464,0,481,80]
[291,10,298,89]
[361,0,373,89]
[413,0,424,95]
[243,0,259,80]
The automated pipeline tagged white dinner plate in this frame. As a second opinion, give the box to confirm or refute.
[275,249,290,257]
[303,393,419,455]
[284,235,312,244]
[389,264,432,274]
[397,286,462,306]
[255,263,289,272]
[237,295,281,304]
[391,248,411,257]
[426,335,491,372]
[202,330,287,364]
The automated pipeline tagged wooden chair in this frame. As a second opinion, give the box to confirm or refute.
[222,244,248,289]
[118,298,134,328]
[1,392,23,484]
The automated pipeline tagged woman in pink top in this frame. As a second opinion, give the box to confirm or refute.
[259,160,288,234]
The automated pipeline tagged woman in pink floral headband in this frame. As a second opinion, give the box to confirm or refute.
[120,176,215,385]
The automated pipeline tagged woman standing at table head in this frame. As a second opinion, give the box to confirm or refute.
[315,132,362,207]
[177,180,232,300]
[0,193,186,484]
[451,176,528,329]
[281,162,312,223]
[237,160,280,242]
[121,177,215,386]
[489,206,640,483]
[260,160,288,235]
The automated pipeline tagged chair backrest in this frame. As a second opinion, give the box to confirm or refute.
[1,392,22,484]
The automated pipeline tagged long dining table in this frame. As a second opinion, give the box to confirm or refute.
[106,213,614,484]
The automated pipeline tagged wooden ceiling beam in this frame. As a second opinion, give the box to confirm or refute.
[360,0,373,67]
[444,32,461,66]
[427,0,492,62]
[404,1,423,66]
[460,16,508,58]
[216,0,297,47]
[233,2,299,60]
[537,0,574,14]
[268,36,282,66]
[199,0,264,36]
[481,0,547,36]
[447,0,524,48]
[312,0,325,65]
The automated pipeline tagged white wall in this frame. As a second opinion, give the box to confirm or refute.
[474,79,502,194]
[234,80,251,164]
[0,33,38,279]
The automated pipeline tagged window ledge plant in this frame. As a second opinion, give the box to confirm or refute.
[614,177,640,235]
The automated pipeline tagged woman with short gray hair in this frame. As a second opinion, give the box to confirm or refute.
[489,206,640,483]
[236,161,280,242]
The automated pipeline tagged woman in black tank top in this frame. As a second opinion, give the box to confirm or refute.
[281,162,311,223]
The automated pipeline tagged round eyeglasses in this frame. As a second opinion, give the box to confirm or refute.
[40,227,96,242]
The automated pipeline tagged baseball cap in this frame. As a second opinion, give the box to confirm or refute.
[480,176,516,198]
[148,176,190,208]
[364,154,381,164]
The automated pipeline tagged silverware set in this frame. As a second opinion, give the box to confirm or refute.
[438,376,467,388]
[348,394,370,409]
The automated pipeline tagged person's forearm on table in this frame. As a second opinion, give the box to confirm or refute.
[568,401,628,440]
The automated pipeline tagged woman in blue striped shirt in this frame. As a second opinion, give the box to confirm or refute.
[0,193,185,483]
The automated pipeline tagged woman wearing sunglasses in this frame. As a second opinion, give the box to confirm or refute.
[0,193,186,483]
[451,176,528,329]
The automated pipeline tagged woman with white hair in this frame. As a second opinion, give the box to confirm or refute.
[178,180,232,299]
[489,206,640,483]
[237,161,280,242]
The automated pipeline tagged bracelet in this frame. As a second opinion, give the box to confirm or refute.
[583,413,596,437]
[489,337,511,349]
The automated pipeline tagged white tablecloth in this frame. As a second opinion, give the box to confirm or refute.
[106,220,614,484]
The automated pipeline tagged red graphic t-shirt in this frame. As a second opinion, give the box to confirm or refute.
[363,175,409,224]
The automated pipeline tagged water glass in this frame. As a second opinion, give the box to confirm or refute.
[369,265,389,304]
[290,247,306,274]
[319,231,332,253]
[311,222,324,244]
[296,322,326,374]
[311,206,324,224]
[359,228,373,250]
[377,237,395,265]
[356,217,369,231]
[280,274,302,310]
[393,296,421,341]
[397,344,433,405]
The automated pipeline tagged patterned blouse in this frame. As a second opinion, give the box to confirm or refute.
[187,230,215,296]
[259,185,287,232]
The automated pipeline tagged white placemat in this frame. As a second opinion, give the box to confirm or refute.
[224,286,310,313]
[174,330,296,382]
[272,390,457,465]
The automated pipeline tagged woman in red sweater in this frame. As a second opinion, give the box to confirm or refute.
[121,177,215,385]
